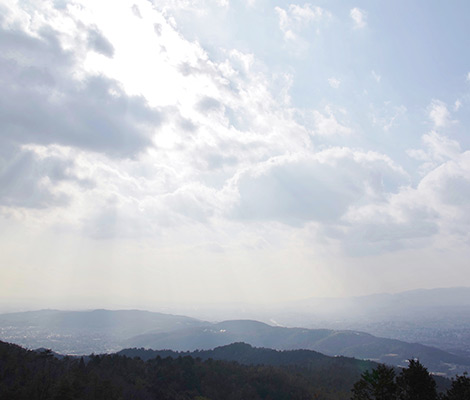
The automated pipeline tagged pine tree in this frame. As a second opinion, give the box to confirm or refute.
[444,372,470,400]
[351,364,398,400]
[396,359,438,400]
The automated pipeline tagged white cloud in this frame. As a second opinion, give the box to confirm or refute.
[422,131,461,161]
[1,0,470,305]
[231,148,408,226]
[275,3,330,42]
[0,0,313,229]
[467,72,470,82]
[350,7,366,29]
[407,131,461,171]
[344,134,470,254]
[312,107,352,136]
[428,99,451,128]
[454,100,462,111]
[328,77,341,88]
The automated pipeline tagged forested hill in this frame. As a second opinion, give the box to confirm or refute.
[0,340,360,400]
[118,341,373,370]
[124,319,470,376]
[1,340,456,400]
[118,343,455,395]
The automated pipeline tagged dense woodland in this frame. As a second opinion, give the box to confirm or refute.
[351,360,470,400]
[1,340,469,400]
[0,341,362,400]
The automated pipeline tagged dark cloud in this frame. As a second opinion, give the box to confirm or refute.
[205,153,238,169]
[0,147,92,209]
[197,96,223,112]
[231,154,407,226]
[52,0,68,10]
[178,117,198,132]
[88,28,114,57]
[179,62,199,77]
[233,161,357,225]
[0,26,163,158]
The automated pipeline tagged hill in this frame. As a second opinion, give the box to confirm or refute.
[118,342,451,395]
[161,288,470,358]
[2,309,470,377]
[268,287,470,357]
[124,319,470,376]
[0,340,362,400]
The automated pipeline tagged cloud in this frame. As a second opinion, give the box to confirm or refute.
[275,3,329,42]
[231,148,408,226]
[0,23,163,159]
[428,99,451,128]
[407,131,461,170]
[197,96,224,112]
[0,146,92,209]
[0,0,315,226]
[131,4,142,18]
[421,131,461,161]
[350,7,366,29]
[343,135,470,254]
[342,198,436,254]
[1,0,468,266]
[328,77,340,88]
[312,107,352,136]
[88,28,115,58]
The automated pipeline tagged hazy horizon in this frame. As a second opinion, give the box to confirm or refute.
[1,285,469,315]
[1,1,470,310]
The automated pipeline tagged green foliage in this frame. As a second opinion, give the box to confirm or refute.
[351,364,397,400]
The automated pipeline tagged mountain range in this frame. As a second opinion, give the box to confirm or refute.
[159,287,470,357]
[1,303,470,376]
[123,319,470,376]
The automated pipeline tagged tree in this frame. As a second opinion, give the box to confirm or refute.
[396,359,438,400]
[444,372,470,400]
[351,364,398,400]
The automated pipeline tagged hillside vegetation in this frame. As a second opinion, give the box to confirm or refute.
[0,341,360,400]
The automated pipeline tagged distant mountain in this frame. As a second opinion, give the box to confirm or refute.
[124,319,470,376]
[2,307,470,377]
[278,287,470,357]
[161,287,470,358]
[0,309,205,354]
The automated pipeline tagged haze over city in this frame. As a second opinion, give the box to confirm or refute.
[1,0,470,312]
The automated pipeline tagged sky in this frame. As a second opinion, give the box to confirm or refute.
[1,0,470,311]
